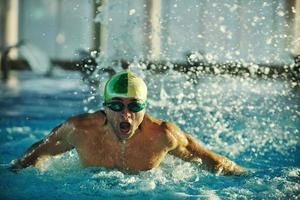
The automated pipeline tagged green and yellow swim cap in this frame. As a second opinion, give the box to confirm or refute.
[104,71,147,103]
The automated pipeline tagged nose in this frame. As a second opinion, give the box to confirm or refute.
[121,107,132,119]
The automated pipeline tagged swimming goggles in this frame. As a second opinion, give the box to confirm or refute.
[103,101,147,113]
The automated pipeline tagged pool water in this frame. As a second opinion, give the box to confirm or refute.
[0,69,299,199]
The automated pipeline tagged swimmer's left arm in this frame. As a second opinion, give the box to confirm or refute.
[182,134,247,175]
[166,122,247,176]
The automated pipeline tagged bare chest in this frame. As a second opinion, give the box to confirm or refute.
[75,133,168,171]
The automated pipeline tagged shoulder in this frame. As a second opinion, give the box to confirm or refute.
[59,110,106,137]
[55,110,107,145]
[162,121,188,147]
[144,115,187,149]
[67,110,107,129]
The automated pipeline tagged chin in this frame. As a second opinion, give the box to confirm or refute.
[116,130,134,140]
[118,134,133,140]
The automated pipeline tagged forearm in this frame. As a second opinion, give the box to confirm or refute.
[165,122,247,176]
[10,140,47,170]
[184,135,247,175]
[11,123,75,171]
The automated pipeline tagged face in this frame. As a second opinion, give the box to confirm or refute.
[104,97,146,140]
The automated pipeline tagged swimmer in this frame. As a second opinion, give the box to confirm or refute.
[10,71,247,175]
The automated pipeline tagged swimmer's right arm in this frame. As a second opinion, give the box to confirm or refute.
[10,123,74,171]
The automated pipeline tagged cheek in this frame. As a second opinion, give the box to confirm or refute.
[106,110,120,126]
[134,111,145,125]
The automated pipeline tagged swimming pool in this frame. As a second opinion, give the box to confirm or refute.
[0,69,299,199]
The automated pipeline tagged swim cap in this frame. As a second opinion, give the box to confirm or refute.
[104,71,147,103]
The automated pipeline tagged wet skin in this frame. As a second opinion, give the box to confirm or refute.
[10,97,246,175]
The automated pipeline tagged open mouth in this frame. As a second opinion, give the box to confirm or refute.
[119,122,131,134]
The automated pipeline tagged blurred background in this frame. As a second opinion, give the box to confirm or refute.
[0,0,299,79]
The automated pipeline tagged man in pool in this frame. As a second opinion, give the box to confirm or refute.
[10,71,246,175]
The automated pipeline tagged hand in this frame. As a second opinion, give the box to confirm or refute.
[230,165,248,176]
[9,159,25,172]
[216,158,248,176]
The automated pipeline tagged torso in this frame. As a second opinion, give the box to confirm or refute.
[68,111,176,172]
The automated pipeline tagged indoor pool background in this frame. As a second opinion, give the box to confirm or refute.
[0,68,299,199]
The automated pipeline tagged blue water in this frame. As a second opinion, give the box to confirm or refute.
[0,70,299,199]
